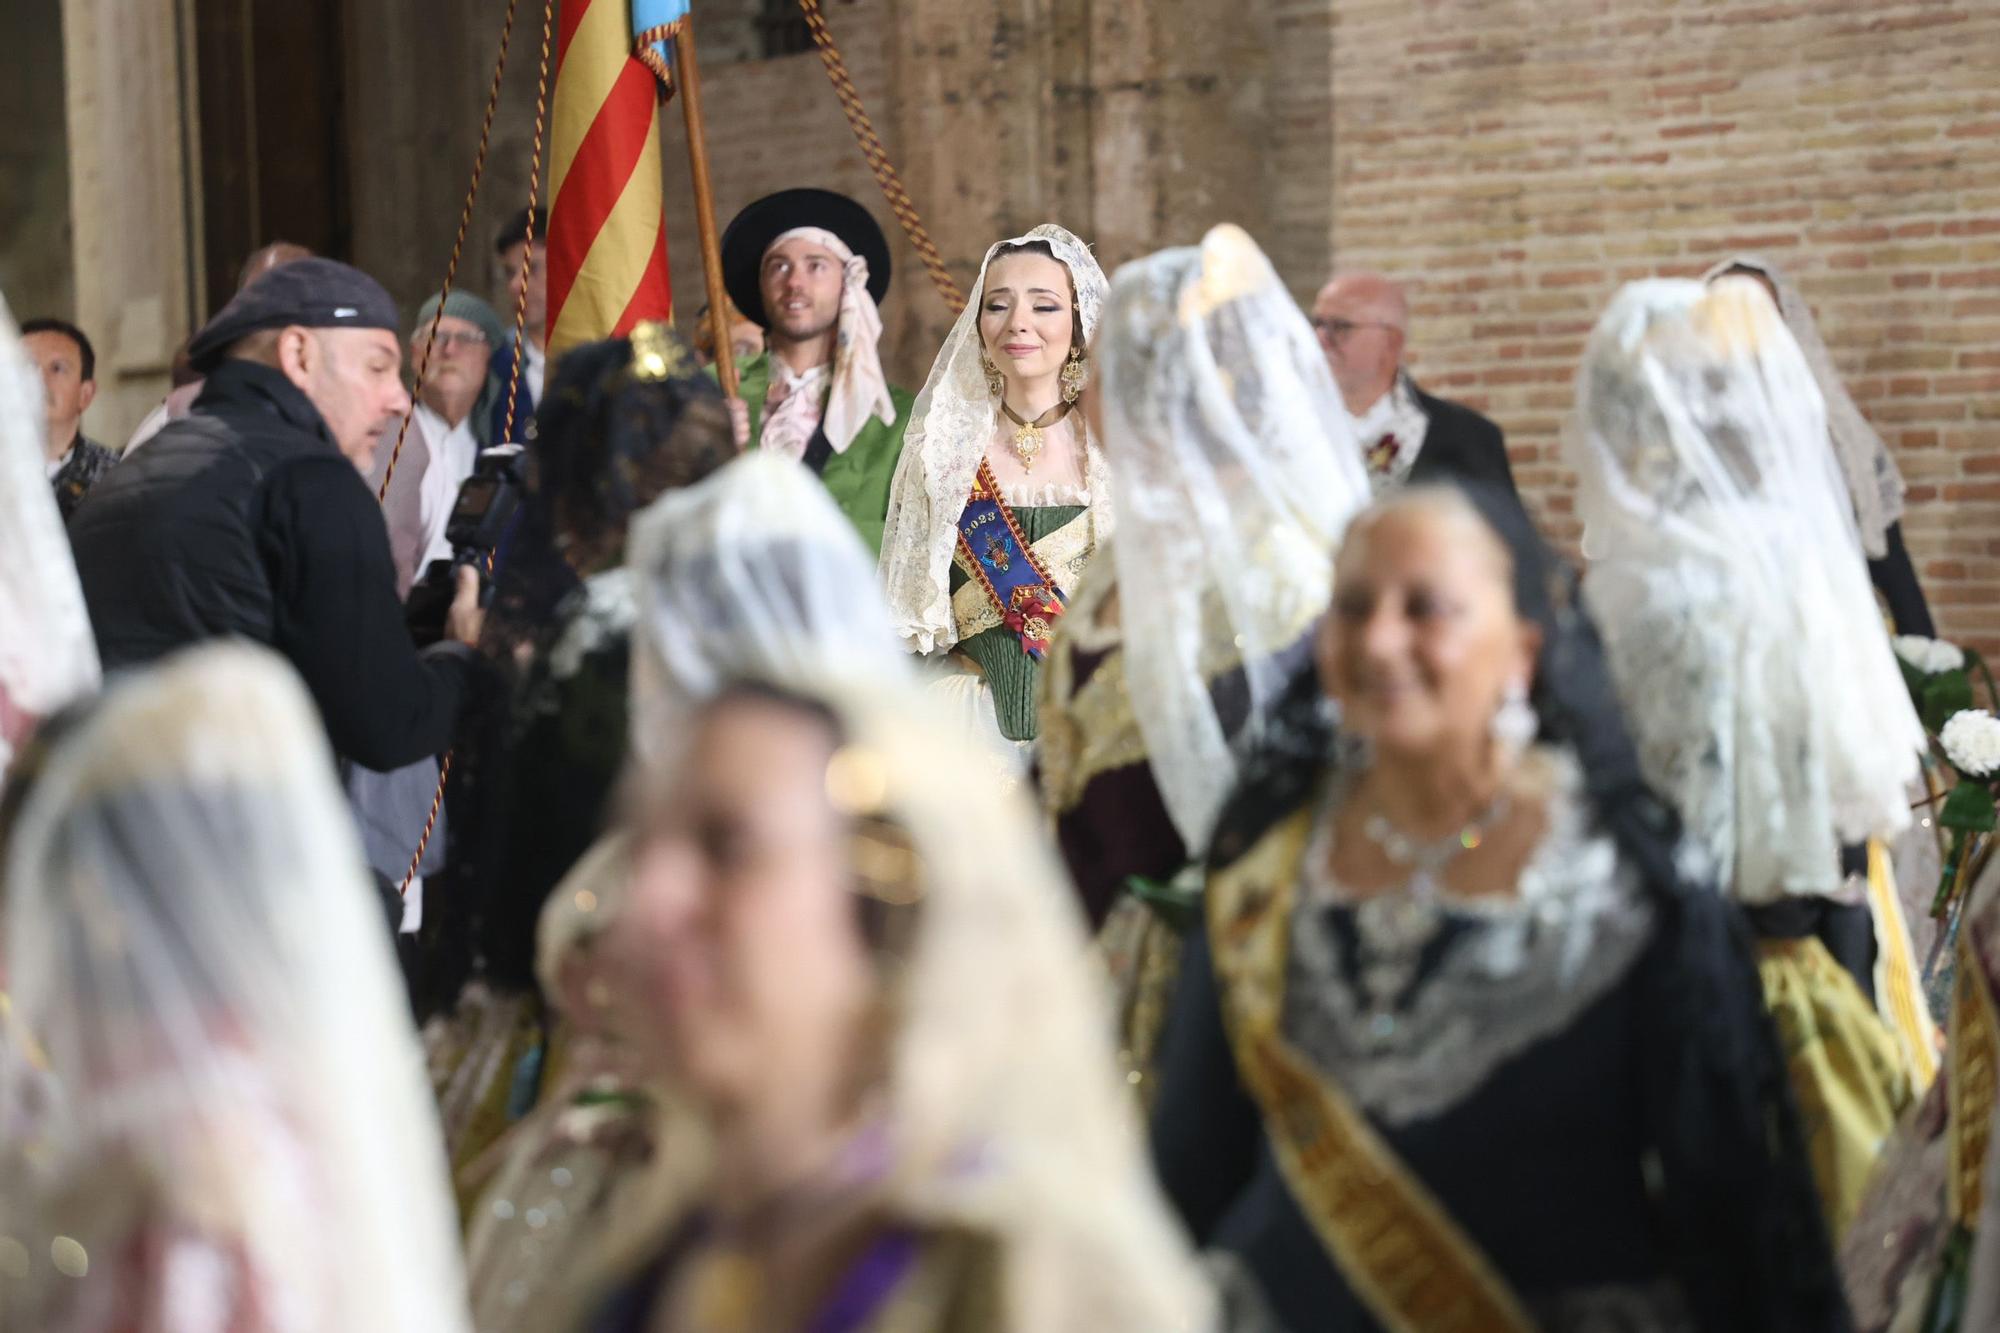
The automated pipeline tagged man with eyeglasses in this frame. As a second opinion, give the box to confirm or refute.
[366,291,507,597]
[1311,271,1523,507]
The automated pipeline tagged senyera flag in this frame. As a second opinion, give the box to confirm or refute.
[546,0,688,358]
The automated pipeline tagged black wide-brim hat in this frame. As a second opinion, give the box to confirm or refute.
[721,189,892,329]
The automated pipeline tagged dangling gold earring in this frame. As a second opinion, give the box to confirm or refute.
[980,352,1004,398]
[1060,348,1087,404]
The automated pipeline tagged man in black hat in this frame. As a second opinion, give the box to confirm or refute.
[717,188,912,556]
[68,258,488,782]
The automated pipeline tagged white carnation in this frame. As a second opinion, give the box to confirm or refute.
[1894,634,1967,675]
[1942,709,2000,779]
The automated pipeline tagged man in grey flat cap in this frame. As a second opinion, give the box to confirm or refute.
[69,259,489,860]
[365,289,508,597]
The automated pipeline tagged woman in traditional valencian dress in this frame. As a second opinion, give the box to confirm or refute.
[1570,277,1931,1238]
[1150,482,1848,1331]
[462,451,916,1333]
[1036,224,1369,1095]
[879,225,1111,758]
[0,644,469,1332]
[558,676,1213,1332]
[422,322,734,1206]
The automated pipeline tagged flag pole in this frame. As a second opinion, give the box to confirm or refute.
[673,22,738,399]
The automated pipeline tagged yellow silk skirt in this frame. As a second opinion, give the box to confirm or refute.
[1758,934,1914,1240]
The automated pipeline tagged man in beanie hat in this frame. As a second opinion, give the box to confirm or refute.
[365,290,507,596]
[716,188,912,556]
[68,259,489,933]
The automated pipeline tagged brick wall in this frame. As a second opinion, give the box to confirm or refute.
[1328,0,2000,655]
[341,0,1996,649]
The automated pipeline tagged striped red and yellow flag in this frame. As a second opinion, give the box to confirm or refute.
[546,0,687,358]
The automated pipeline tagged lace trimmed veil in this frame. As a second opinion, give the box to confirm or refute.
[879,225,1111,654]
[0,644,470,1330]
[1702,254,1905,558]
[1094,223,1370,849]
[1569,277,1923,872]
[627,449,912,773]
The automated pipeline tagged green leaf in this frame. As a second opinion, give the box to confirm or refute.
[1124,869,1203,935]
[1939,780,1999,833]
[1900,657,1933,702]
[1922,671,1976,735]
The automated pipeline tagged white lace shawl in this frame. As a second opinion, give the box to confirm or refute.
[1702,254,1905,558]
[0,292,99,775]
[1570,279,1922,882]
[1584,553,1845,904]
[878,225,1111,655]
[1095,224,1370,850]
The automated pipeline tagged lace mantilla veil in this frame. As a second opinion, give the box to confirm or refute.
[879,224,1111,654]
[0,644,470,1331]
[1095,223,1369,849]
[626,449,913,773]
[1570,278,1923,892]
[0,291,99,776]
[1702,253,1905,558]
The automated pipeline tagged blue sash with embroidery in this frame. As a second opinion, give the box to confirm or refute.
[955,459,1065,660]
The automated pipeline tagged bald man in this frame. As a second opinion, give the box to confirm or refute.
[1311,271,1522,506]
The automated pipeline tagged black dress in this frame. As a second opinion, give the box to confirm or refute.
[1151,746,1853,1333]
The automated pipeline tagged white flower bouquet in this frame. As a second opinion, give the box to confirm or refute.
[1905,637,2000,918]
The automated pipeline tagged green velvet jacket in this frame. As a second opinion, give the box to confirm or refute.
[722,351,914,559]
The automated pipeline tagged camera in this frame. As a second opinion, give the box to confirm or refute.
[405,445,525,646]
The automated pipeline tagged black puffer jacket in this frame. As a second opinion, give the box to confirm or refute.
[69,360,478,771]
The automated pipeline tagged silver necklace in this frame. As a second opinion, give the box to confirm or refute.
[1343,789,1510,1044]
[1360,790,1512,900]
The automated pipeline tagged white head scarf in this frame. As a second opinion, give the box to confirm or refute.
[616,677,1214,1331]
[0,291,99,776]
[1702,254,1906,558]
[1095,224,1370,847]
[879,225,1111,654]
[626,449,912,772]
[0,643,469,1331]
[759,226,896,461]
[1570,278,1923,890]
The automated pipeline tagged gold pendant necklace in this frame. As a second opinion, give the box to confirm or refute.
[999,399,1073,472]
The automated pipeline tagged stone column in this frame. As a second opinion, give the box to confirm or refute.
[59,0,201,443]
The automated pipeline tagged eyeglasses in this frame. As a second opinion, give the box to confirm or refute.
[426,330,491,352]
[1310,317,1400,344]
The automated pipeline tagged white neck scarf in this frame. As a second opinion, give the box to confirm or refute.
[760,226,895,461]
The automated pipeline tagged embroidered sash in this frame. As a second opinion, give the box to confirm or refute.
[1206,809,1536,1333]
[954,459,1065,660]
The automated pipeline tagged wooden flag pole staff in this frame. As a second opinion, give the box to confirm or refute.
[674,23,738,400]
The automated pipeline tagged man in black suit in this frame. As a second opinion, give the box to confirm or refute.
[1310,272,1525,508]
